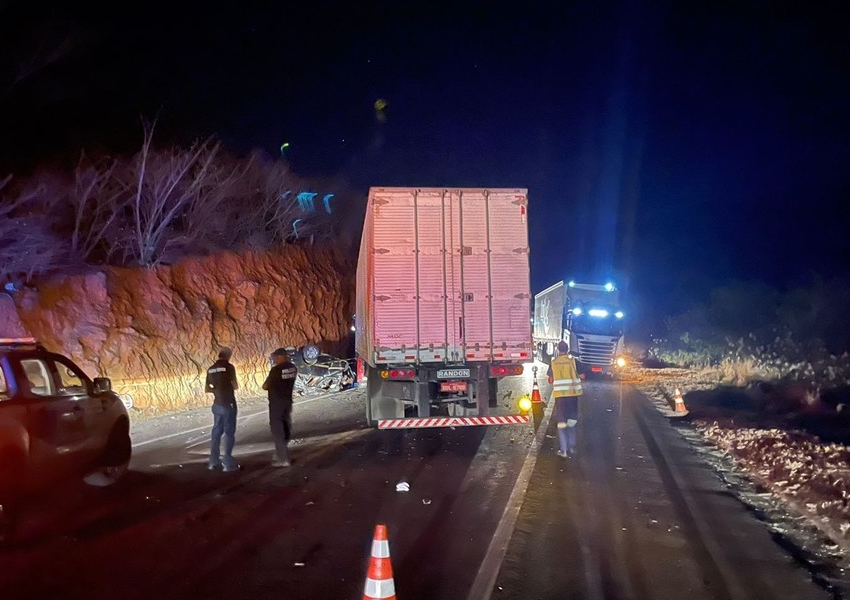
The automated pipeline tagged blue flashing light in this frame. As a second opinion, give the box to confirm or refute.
[604,282,615,292]
[588,309,609,318]
[298,192,317,213]
[571,307,583,316]
[615,311,624,319]
[568,280,576,287]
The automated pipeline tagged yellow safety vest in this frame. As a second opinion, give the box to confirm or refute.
[551,355,582,397]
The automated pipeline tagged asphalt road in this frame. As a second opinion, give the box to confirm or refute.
[0,370,838,600]
[492,382,833,600]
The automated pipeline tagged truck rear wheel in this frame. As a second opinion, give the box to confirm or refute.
[366,384,377,427]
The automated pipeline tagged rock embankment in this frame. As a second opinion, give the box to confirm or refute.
[1,245,355,414]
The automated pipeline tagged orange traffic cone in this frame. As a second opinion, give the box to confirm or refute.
[531,377,543,404]
[364,524,396,600]
[674,388,687,413]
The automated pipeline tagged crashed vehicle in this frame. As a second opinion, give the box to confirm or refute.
[283,345,355,395]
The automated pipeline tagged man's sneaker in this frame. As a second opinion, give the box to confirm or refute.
[271,459,291,468]
[222,463,241,472]
[208,462,221,471]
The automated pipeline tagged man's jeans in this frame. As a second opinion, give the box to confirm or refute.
[210,403,237,467]
[557,421,577,454]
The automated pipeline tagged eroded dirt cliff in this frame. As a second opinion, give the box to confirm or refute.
[1,245,355,414]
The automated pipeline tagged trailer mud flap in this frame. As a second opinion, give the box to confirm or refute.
[377,415,530,429]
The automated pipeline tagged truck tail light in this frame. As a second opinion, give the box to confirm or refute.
[389,369,415,379]
[490,365,523,377]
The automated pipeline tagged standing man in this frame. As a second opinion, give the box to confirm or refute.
[547,341,583,457]
[205,347,240,472]
[263,348,298,467]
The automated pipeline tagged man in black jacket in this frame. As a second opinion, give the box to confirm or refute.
[205,347,240,471]
[263,348,298,467]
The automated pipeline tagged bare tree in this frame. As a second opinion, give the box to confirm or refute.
[0,175,64,283]
[218,152,302,249]
[125,122,224,267]
[68,154,125,263]
[170,150,250,257]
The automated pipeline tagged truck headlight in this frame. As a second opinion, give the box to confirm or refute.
[616,357,627,368]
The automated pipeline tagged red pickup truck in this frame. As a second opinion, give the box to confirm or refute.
[0,338,131,543]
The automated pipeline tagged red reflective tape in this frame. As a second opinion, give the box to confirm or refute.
[377,415,530,429]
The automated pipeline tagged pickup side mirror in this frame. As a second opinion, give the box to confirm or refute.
[93,377,112,394]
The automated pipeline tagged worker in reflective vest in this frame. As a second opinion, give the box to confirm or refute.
[547,340,583,457]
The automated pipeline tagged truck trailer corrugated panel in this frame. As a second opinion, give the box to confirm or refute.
[533,280,565,342]
[356,187,531,366]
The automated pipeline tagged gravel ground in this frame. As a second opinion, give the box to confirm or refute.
[631,365,850,589]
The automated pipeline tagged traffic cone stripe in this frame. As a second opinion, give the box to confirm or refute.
[364,577,396,599]
[371,539,390,558]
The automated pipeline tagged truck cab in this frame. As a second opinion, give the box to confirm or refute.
[534,281,626,376]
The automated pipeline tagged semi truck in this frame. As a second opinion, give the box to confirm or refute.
[533,280,625,375]
[355,187,532,429]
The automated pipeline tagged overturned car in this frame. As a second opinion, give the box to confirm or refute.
[282,345,355,395]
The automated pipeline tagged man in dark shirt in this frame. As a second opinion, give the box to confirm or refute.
[205,347,240,471]
[262,348,298,467]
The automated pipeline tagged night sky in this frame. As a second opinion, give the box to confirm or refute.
[2,1,849,330]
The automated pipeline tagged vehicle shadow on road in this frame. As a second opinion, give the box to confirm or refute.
[1,462,276,553]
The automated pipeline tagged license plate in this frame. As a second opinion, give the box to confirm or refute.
[591,366,603,373]
[437,368,470,379]
[440,381,468,393]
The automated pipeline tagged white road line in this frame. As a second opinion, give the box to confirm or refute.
[465,399,555,600]
[131,394,334,448]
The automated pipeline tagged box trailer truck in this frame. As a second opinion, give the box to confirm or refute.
[533,280,625,376]
[355,187,532,429]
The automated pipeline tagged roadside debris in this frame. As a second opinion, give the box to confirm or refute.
[396,481,410,492]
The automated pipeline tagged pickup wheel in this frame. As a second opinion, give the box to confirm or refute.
[84,419,131,487]
[0,451,24,546]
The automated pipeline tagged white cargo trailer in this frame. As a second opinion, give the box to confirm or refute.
[355,187,532,428]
